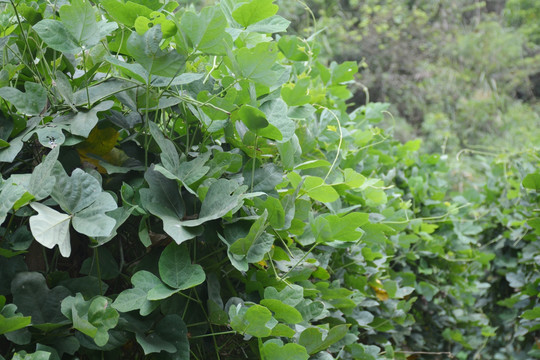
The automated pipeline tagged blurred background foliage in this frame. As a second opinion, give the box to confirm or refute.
[276,0,540,154]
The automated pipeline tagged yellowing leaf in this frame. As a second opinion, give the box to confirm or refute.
[77,127,121,173]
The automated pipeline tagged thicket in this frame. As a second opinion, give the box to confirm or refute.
[279,0,540,153]
[0,0,538,360]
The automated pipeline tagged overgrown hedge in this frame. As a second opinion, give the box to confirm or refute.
[0,0,538,359]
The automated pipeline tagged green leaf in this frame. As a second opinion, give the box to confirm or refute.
[73,78,136,106]
[416,281,439,301]
[33,20,80,54]
[66,101,114,137]
[303,176,339,203]
[522,307,540,320]
[235,42,280,87]
[72,192,117,237]
[51,167,102,213]
[278,36,309,61]
[180,6,232,55]
[29,202,72,257]
[246,15,290,33]
[158,243,205,290]
[104,56,149,84]
[299,324,350,354]
[0,178,27,224]
[135,12,176,38]
[112,271,161,315]
[151,315,189,359]
[140,167,202,244]
[261,341,309,360]
[100,0,153,27]
[182,178,260,227]
[238,104,269,131]
[523,173,540,191]
[61,293,119,347]
[260,299,303,324]
[232,0,278,27]
[0,314,31,335]
[281,78,311,106]
[0,82,47,116]
[260,99,295,142]
[229,304,274,337]
[11,272,71,325]
[136,331,176,355]
[12,351,52,360]
[59,0,102,49]
[127,26,185,77]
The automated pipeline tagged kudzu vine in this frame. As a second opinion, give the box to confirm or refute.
[0,0,538,359]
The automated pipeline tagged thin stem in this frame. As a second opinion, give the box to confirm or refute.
[189,331,236,339]
[80,49,92,108]
[94,247,103,296]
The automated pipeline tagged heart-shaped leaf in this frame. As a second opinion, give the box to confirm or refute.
[158,243,205,290]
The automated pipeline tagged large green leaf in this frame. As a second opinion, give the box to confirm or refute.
[232,0,278,27]
[72,192,117,237]
[180,6,232,55]
[58,0,101,48]
[30,167,117,256]
[112,271,162,315]
[65,101,114,137]
[126,27,185,77]
[0,83,47,116]
[100,0,153,27]
[303,176,339,203]
[260,99,295,142]
[139,167,203,244]
[28,147,59,201]
[11,272,71,325]
[158,243,205,290]
[235,42,280,87]
[29,203,72,257]
[261,341,309,360]
[51,168,102,214]
[33,20,80,54]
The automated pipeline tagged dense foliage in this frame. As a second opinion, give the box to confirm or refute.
[0,0,538,360]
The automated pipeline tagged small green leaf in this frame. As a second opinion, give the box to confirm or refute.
[523,173,540,191]
[127,26,185,77]
[260,299,303,324]
[522,307,540,320]
[261,341,309,360]
[299,324,350,354]
[303,176,339,203]
[230,304,274,337]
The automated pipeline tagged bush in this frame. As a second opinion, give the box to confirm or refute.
[0,0,538,359]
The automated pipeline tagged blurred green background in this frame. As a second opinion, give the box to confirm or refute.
[274,0,540,157]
